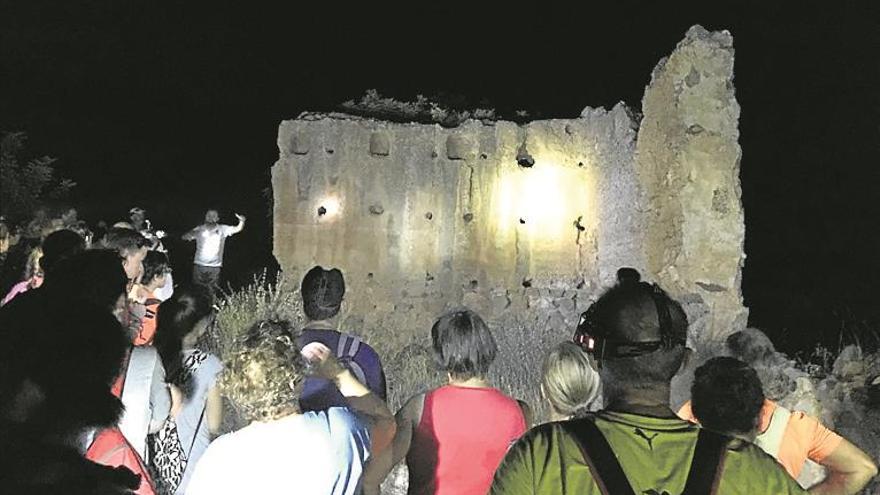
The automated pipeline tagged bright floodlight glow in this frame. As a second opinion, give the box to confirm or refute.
[318,196,341,219]
[495,158,590,241]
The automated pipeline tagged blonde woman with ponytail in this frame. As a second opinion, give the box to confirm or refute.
[540,342,601,421]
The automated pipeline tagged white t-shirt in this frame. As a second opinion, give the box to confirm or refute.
[186,407,370,495]
[193,225,236,267]
[153,272,174,302]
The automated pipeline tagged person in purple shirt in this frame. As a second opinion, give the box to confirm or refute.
[296,266,387,412]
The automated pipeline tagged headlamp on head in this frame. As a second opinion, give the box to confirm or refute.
[572,282,686,362]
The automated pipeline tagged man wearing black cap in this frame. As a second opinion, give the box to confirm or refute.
[491,269,805,494]
[296,266,387,412]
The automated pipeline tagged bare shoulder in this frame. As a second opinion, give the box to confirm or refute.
[397,392,426,426]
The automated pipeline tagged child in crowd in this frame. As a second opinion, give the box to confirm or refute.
[104,228,151,341]
[131,251,172,346]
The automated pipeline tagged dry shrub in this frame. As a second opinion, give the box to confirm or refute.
[208,270,303,362]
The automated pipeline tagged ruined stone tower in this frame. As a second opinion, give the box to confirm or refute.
[271,25,747,345]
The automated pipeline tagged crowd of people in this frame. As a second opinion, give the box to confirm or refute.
[0,205,877,494]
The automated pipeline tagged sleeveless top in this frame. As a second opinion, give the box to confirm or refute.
[408,385,527,495]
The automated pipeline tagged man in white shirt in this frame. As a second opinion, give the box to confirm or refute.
[182,209,245,296]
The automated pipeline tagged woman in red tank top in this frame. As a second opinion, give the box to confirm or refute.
[363,310,531,495]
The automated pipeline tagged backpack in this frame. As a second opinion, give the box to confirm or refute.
[562,415,728,495]
[298,328,387,411]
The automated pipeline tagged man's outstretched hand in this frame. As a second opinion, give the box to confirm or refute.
[234,213,246,222]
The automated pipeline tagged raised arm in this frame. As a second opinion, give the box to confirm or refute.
[181,226,199,241]
[302,343,396,455]
[362,394,422,495]
[809,438,878,495]
[227,213,246,235]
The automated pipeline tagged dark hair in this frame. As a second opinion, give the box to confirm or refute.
[104,228,149,256]
[141,251,170,286]
[300,266,345,320]
[431,309,497,380]
[586,273,689,391]
[583,278,688,349]
[42,250,127,311]
[691,357,765,435]
[0,291,128,433]
[41,229,85,277]
[154,286,213,383]
[616,267,641,285]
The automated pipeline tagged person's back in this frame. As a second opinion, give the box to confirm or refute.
[493,411,803,494]
[680,355,877,493]
[492,268,805,495]
[296,266,388,412]
[678,392,840,482]
[172,349,222,494]
[364,309,528,495]
[409,385,526,495]
[187,407,369,495]
[298,327,387,411]
[187,320,394,495]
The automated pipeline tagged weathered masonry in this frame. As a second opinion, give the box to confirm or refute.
[272,26,747,344]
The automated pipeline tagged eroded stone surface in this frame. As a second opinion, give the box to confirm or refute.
[636,25,747,342]
[272,24,747,353]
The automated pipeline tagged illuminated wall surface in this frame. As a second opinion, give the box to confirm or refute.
[273,26,747,343]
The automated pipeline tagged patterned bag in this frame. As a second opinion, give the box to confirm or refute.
[147,351,208,495]
[147,419,187,495]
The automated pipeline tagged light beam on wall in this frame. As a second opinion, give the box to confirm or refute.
[317,196,341,220]
[495,158,590,241]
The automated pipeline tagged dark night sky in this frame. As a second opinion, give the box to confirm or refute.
[2,2,879,353]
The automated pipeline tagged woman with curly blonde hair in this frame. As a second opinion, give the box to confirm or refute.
[187,320,395,495]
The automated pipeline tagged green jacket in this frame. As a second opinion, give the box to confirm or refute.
[491,411,807,495]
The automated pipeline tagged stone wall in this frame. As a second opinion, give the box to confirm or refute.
[636,25,748,344]
[271,25,746,344]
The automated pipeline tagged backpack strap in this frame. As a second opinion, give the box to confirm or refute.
[336,333,368,385]
[119,346,160,460]
[562,418,636,495]
[681,428,728,495]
